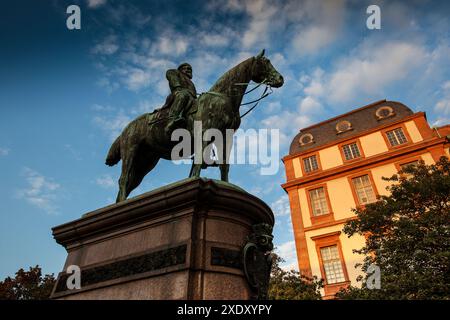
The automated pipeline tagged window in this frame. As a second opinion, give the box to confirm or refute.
[352,175,376,204]
[400,160,419,171]
[386,128,408,146]
[320,245,346,284]
[399,160,419,178]
[309,187,330,216]
[336,120,352,134]
[303,155,319,173]
[299,133,314,146]
[376,106,395,119]
[342,143,361,160]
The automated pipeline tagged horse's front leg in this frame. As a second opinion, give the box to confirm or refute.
[189,138,208,178]
[219,163,229,182]
[189,160,202,178]
[219,132,232,182]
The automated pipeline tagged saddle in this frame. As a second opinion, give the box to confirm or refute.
[148,94,198,127]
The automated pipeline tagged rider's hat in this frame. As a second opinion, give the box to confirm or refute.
[177,62,192,70]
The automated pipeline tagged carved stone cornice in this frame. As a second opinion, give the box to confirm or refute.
[52,177,274,249]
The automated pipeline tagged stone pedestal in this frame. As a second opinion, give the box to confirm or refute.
[50,177,274,300]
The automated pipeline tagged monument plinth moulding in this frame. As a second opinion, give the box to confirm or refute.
[50,177,274,300]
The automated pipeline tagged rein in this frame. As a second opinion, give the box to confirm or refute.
[239,84,272,118]
[148,77,273,126]
[204,78,273,118]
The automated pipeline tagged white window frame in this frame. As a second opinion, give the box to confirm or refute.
[352,174,376,205]
[303,155,319,173]
[320,245,346,284]
[309,187,330,216]
[342,143,361,160]
[386,128,408,146]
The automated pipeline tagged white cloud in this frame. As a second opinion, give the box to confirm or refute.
[200,34,230,47]
[289,0,346,55]
[124,68,151,91]
[96,174,116,189]
[91,99,166,142]
[191,52,229,92]
[16,168,60,214]
[443,81,450,91]
[87,0,107,9]
[434,80,450,116]
[261,110,312,150]
[0,147,9,156]
[298,41,428,107]
[219,0,345,53]
[92,35,118,55]
[249,185,263,196]
[130,100,159,115]
[155,35,188,57]
[432,118,450,127]
[293,25,336,55]
[270,195,290,217]
[299,96,322,114]
[93,112,131,141]
[275,240,299,271]
[435,100,450,115]
[327,42,427,103]
[96,77,119,93]
[241,0,278,48]
[105,4,151,28]
[264,101,281,114]
[303,68,324,97]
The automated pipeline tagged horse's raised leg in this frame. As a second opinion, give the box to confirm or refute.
[132,152,159,191]
[116,163,130,203]
[116,146,138,203]
[117,150,160,203]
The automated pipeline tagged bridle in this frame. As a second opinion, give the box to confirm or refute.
[234,79,273,118]
[204,53,276,117]
[149,58,275,125]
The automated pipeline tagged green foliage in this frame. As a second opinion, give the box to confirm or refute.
[0,265,55,300]
[268,254,323,300]
[337,157,450,300]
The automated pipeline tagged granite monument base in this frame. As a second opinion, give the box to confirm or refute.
[50,177,274,300]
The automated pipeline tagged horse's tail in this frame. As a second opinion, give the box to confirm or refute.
[105,136,121,166]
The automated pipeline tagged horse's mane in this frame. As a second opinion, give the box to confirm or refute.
[209,57,254,94]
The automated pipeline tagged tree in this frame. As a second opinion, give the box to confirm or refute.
[0,265,56,300]
[268,254,323,300]
[337,157,450,300]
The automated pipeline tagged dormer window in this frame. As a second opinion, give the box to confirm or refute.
[376,106,395,120]
[336,120,352,134]
[299,133,314,146]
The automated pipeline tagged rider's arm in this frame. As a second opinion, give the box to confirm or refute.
[166,69,182,92]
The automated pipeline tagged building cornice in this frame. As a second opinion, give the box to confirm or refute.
[283,112,426,162]
[282,136,448,191]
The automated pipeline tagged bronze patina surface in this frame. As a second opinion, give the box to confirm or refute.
[105,50,284,202]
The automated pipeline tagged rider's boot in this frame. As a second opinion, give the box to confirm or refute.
[165,112,185,135]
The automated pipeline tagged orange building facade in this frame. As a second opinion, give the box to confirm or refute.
[282,100,450,299]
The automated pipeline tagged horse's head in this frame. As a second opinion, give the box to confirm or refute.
[251,49,284,88]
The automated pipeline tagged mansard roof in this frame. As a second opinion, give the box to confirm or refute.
[289,100,415,155]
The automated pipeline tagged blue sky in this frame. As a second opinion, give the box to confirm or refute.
[1,0,450,278]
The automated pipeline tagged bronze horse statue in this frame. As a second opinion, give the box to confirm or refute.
[106,50,284,202]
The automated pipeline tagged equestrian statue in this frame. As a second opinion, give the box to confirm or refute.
[105,49,284,202]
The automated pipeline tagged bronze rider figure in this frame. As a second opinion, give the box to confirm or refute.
[164,63,197,134]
